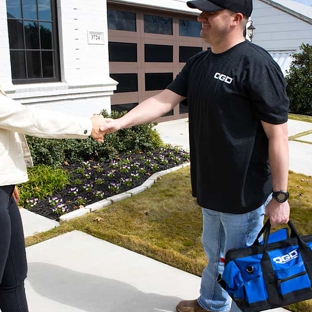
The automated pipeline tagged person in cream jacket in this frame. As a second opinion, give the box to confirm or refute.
[0,87,106,312]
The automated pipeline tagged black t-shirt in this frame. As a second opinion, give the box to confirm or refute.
[167,40,289,214]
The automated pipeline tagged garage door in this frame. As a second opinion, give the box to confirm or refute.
[107,3,209,122]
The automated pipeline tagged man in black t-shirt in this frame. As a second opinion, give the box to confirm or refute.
[102,0,290,311]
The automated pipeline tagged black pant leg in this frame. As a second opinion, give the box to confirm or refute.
[0,185,29,312]
[0,186,12,283]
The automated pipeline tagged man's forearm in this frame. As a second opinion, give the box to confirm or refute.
[268,134,289,191]
[265,129,290,225]
[116,89,184,129]
[102,89,184,134]
[118,96,171,129]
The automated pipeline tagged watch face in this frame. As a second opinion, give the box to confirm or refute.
[273,191,289,203]
[277,193,286,201]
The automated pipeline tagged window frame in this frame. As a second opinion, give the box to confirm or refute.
[7,0,60,84]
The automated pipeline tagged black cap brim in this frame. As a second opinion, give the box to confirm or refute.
[187,0,224,12]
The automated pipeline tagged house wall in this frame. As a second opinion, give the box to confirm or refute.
[0,0,115,117]
[252,0,312,51]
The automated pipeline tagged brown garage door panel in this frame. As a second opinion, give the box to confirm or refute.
[108,3,208,121]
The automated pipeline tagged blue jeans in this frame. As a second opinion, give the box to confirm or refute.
[0,185,29,312]
[197,203,267,312]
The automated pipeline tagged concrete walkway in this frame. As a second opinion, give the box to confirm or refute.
[21,118,312,312]
[155,118,312,176]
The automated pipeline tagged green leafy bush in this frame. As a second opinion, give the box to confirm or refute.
[18,165,70,208]
[26,110,163,167]
[285,43,312,116]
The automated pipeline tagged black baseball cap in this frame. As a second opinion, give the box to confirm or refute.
[187,0,253,17]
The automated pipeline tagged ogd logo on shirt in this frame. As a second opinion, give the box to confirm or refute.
[214,72,233,84]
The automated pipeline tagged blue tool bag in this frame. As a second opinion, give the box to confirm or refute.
[222,220,312,312]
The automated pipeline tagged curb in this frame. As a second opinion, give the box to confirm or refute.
[59,162,190,222]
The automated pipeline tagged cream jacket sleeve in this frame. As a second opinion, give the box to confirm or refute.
[0,92,94,186]
[0,93,92,138]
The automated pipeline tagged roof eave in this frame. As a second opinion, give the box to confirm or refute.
[259,0,312,25]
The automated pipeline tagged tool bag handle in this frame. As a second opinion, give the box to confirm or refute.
[261,219,312,256]
[253,219,308,247]
[252,219,271,245]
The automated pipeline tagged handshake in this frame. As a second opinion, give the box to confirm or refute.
[90,114,120,143]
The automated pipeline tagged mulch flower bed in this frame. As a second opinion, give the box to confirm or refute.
[27,147,190,220]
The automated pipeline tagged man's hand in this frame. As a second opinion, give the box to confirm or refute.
[265,198,290,226]
[13,186,20,204]
[99,118,122,134]
[90,115,107,142]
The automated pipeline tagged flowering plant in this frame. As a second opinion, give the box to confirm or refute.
[25,147,190,219]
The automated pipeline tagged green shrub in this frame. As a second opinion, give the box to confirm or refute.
[26,137,66,167]
[18,165,70,208]
[26,110,163,167]
[100,109,163,151]
[285,43,312,116]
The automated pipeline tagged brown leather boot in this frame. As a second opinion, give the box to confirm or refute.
[176,299,209,312]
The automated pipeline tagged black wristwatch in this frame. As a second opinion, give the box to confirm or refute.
[272,190,289,203]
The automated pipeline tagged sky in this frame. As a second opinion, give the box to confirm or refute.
[291,0,312,6]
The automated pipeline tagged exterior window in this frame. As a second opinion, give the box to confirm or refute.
[144,14,172,35]
[112,103,138,113]
[109,42,137,62]
[179,19,201,37]
[179,46,203,62]
[145,73,173,91]
[145,44,173,62]
[7,0,60,84]
[108,10,136,31]
[110,74,138,93]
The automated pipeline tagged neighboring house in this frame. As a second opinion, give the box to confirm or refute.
[253,0,312,75]
[1,0,311,121]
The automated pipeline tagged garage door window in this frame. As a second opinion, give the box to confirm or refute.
[179,19,201,37]
[145,73,173,91]
[110,73,138,93]
[112,103,138,113]
[144,14,173,35]
[179,46,203,62]
[109,42,137,62]
[108,10,136,31]
[145,44,173,62]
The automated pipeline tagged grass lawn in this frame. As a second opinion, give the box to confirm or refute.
[289,113,312,124]
[25,165,312,312]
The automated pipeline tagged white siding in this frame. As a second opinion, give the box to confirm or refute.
[1,0,115,116]
[57,0,109,85]
[25,96,111,118]
[252,0,312,50]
